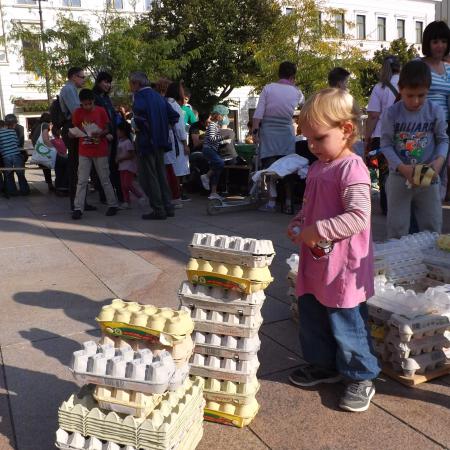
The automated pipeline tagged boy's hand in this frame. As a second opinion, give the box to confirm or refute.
[287,219,302,244]
[430,157,445,177]
[299,224,322,249]
[106,134,113,142]
[397,164,415,185]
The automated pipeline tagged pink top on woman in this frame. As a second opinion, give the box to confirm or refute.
[296,154,374,308]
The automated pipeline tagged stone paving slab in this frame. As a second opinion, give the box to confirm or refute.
[0,352,15,450]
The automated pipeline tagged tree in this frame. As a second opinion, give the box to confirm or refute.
[145,0,281,110]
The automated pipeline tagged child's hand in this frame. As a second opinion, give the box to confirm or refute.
[299,224,322,249]
[430,157,445,177]
[397,164,415,185]
[287,220,302,244]
[106,134,113,142]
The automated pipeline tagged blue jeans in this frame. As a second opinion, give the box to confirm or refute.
[298,294,380,381]
[2,153,29,195]
[203,146,224,187]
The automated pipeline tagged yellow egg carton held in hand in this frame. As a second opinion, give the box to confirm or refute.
[186,259,273,294]
[70,341,189,394]
[190,353,259,383]
[189,233,275,268]
[390,349,449,377]
[97,300,194,346]
[191,375,260,405]
[178,281,265,316]
[181,306,263,338]
[204,397,259,428]
[388,313,450,342]
[192,331,260,360]
[437,234,450,252]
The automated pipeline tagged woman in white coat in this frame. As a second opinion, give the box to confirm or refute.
[164,81,190,206]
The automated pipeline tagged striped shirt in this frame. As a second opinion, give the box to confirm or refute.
[316,184,371,241]
[0,128,20,159]
[427,63,450,120]
[203,121,224,151]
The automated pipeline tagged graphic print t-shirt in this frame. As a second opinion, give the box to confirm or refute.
[72,106,109,157]
[380,99,449,171]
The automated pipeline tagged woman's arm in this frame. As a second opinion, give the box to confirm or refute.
[42,127,53,147]
[364,112,381,151]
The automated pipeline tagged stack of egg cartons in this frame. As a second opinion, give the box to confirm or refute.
[179,233,274,428]
[286,254,299,322]
[368,280,450,378]
[55,300,205,450]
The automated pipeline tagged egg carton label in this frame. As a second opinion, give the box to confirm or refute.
[385,332,450,359]
[189,233,275,268]
[389,313,450,342]
[96,299,194,345]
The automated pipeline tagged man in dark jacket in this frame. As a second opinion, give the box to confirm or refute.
[129,71,179,220]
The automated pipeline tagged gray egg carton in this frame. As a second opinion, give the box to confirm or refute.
[390,349,449,377]
[385,331,450,359]
[70,341,188,394]
[388,314,450,342]
[178,281,265,316]
[189,353,260,383]
[180,306,263,338]
[189,233,275,267]
[192,331,260,360]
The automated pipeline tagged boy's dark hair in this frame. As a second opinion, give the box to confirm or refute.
[166,81,184,103]
[40,112,51,123]
[4,114,17,125]
[79,89,95,102]
[398,60,432,89]
[95,71,113,84]
[0,120,5,127]
[68,67,83,79]
[278,61,297,79]
[117,121,132,140]
[422,21,450,57]
[328,67,350,87]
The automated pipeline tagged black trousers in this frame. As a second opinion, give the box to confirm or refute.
[62,127,79,210]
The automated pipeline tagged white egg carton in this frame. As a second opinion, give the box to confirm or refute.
[189,233,275,267]
[178,281,265,315]
[56,430,136,450]
[189,353,259,383]
[180,306,263,338]
[385,331,450,359]
[70,341,188,394]
[192,331,260,360]
[390,349,449,377]
[388,313,450,342]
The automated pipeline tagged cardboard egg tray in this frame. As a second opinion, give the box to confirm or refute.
[189,353,259,383]
[186,259,272,294]
[388,313,450,342]
[389,349,450,377]
[96,300,194,346]
[192,331,260,360]
[70,341,189,394]
[204,398,260,428]
[178,281,265,315]
[189,233,275,268]
[181,306,263,338]
[437,234,450,251]
[385,332,450,359]
[191,375,260,405]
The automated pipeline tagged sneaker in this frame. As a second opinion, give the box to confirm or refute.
[118,202,130,210]
[105,207,118,216]
[181,194,191,202]
[172,198,183,209]
[258,203,277,213]
[289,365,342,387]
[138,197,148,207]
[339,380,375,412]
[208,193,223,200]
[200,174,210,191]
[72,210,82,220]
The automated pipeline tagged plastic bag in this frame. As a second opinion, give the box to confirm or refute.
[30,123,57,169]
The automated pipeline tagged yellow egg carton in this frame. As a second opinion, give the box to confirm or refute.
[191,375,260,405]
[186,258,273,294]
[94,386,163,418]
[437,234,450,252]
[96,300,194,346]
[204,397,259,428]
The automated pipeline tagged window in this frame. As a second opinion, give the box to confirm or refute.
[377,17,386,41]
[334,13,345,36]
[356,15,366,40]
[63,0,81,6]
[397,19,405,39]
[108,0,123,8]
[416,21,423,44]
[285,7,294,15]
[16,0,35,4]
[22,37,39,72]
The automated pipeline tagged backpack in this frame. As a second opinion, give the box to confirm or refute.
[50,96,67,129]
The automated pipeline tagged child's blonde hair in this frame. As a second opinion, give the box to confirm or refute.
[298,88,361,145]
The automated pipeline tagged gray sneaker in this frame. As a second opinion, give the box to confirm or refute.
[339,380,375,412]
[289,365,342,387]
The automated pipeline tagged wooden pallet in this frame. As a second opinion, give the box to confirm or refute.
[382,363,450,387]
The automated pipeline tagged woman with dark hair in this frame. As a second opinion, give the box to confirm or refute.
[422,21,450,200]
[365,55,401,215]
[164,81,190,207]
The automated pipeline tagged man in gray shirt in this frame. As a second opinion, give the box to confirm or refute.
[59,67,87,210]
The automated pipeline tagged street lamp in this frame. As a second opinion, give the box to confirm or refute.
[36,0,52,104]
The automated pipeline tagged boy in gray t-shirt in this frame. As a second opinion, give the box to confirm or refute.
[380,60,448,239]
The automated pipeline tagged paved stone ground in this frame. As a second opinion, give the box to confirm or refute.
[0,172,449,450]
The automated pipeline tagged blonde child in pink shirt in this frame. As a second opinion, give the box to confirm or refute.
[287,88,380,412]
